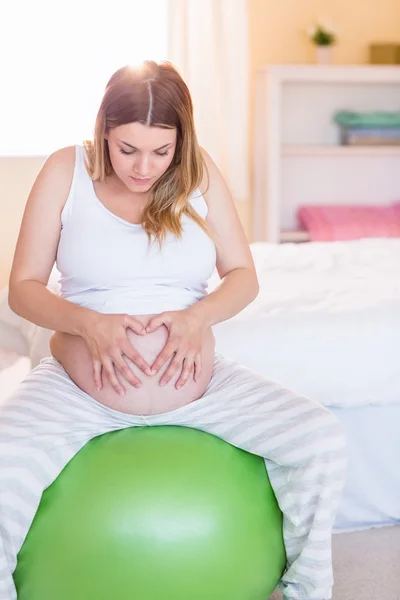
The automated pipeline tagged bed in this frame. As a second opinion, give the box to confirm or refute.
[1,237,400,533]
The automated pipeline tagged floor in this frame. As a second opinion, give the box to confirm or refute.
[270,525,400,600]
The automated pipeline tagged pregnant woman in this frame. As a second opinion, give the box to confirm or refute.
[1,61,347,600]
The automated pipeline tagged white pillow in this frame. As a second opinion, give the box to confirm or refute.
[0,356,31,406]
[0,266,61,367]
[0,287,30,356]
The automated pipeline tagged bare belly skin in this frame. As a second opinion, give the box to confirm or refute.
[49,313,215,416]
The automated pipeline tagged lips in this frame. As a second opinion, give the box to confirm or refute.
[130,176,151,183]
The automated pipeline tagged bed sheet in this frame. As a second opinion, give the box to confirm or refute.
[208,238,400,318]
[212,305,400,408]
[331,403,400,532]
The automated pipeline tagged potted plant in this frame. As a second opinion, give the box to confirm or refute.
[308,20,337,64]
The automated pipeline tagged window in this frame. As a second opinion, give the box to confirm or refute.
[0,0,168,156]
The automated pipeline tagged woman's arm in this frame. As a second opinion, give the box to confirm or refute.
[187,146,259,327]
[188,267,258,329]
[9,279,96,336]
[8,146,95,336]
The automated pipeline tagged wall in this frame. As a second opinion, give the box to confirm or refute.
[1,0,399,287]
[0,157,46,288]
[248,0,400,67]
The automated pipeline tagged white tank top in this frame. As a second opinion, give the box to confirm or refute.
[56,144,216,315]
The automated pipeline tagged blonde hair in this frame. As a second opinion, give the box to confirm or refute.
[83,60,211,244]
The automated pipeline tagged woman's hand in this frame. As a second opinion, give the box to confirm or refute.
[81,313,153,396]
[145,309,209,389]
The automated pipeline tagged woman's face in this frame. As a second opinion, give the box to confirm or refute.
[106,122,177,193]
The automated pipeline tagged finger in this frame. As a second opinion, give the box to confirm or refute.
[92,359,103,391]
[103,357,126,396]
[193,354,202,382]
[145,316,163,334]
[121,341,153,375]
[175,357,195,390]
[113,353,142,388]
[151,341,179,373]
[124,315,147,336]
[160,353,184,387]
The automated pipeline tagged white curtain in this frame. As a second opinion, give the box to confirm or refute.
[168,0,249,203]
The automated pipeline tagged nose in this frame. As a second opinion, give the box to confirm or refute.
[133,155,152,178]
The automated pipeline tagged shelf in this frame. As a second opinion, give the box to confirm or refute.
[282,145,400,157]
[253,65,400,242]
[280,230,311,243]
[261,65,400,84]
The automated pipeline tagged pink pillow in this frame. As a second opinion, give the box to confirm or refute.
[297,203,400,241]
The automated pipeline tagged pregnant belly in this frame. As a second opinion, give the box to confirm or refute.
[50,313,215,416]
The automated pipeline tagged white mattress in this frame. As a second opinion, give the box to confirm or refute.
[212,303,400,408]
[330,403,400,532]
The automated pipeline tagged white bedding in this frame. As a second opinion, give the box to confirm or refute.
[212,304,400,408]
[0,356,31,406]
[208,238,400,408]
[209,238,400,317]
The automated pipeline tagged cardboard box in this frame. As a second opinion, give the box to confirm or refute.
[369,43,400,65]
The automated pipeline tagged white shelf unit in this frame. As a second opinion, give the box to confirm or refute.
[253,65,400,243]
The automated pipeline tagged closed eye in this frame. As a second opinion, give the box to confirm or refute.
[119,149,169,157]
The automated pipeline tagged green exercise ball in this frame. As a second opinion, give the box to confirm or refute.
[14,426,286,600]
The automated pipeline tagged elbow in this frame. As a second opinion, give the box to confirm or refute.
[236,267,259,302]
[8,288,19,315]
[246,268,259,302]
[252,275,260,301]
[8,283,24,316]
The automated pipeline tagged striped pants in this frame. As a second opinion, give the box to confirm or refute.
[0,354,347,600]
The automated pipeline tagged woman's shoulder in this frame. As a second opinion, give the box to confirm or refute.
[33,146,77,200]
[198,147,230,212]
[198,147,215,207]
[46,145,77,175]
[198,147,213,194]
[50,145,76,161]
